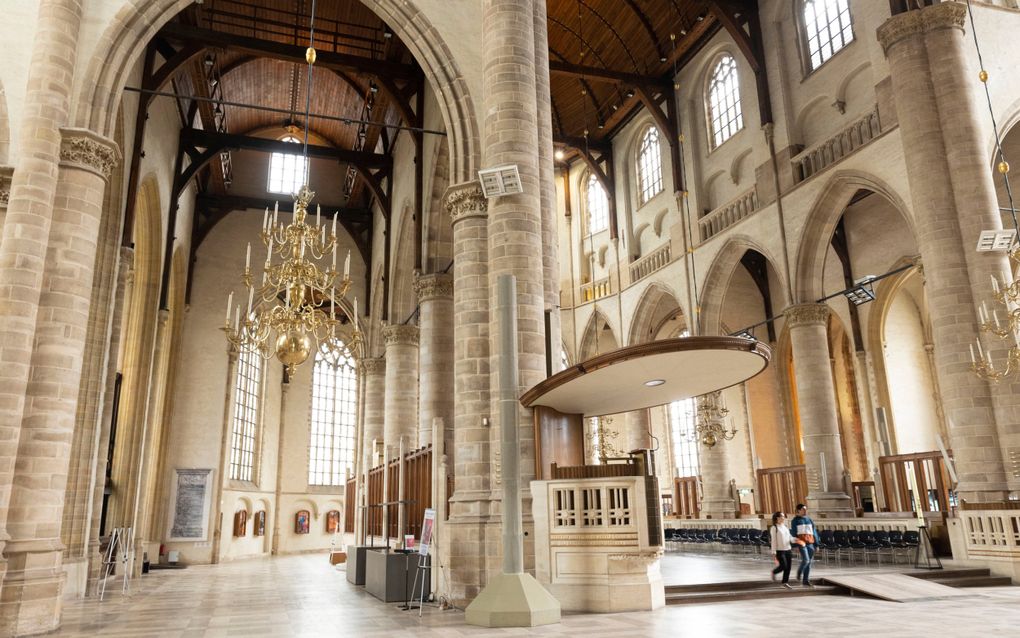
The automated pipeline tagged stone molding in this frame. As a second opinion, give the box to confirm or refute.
[59,128,120,179]
[877,2,967,55]
[359,356,386,376]
[444,181,487,224]
[119,246,136,286]
[382,324,420,347]
[784,303,830,329]
[0,165,13,208]
[413,272,454,301]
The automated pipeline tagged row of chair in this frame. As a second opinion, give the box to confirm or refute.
[665,527,921,566]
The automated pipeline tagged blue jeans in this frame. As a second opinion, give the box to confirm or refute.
[797,544,815,583]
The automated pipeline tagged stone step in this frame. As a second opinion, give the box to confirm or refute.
[906,568,991,580]
[665,584,840,605]
[930,575,1014,588]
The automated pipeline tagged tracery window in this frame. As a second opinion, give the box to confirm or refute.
[267,135,307,195]
[707,54,743,149]
[309,341,358,486]
[669,398,700,478]
[586,173,610,235]
[637,127,663,205]
[230,345,262,482]
[802,0,854,71]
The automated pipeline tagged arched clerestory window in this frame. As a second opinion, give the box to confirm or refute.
[309,340,358,486]
[586,173,610,235]
[706,54,743,149]
[230,345,262,482]
[801,0,854,71]
[636,126,663,205]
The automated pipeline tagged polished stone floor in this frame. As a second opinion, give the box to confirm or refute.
[52,554,1020,637]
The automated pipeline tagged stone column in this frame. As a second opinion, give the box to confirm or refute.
[626,409,653,453]
[442,181,492,605]
[382,324,419,451]
[697,392,737,519]
[271,378,290,555]
[0,0,84,601]
[360,357,386,463]
[414,272,454,449]
[878,3,1014,499]
[785,304,853,516]
[0,128,118,634]
[210,345,240,565]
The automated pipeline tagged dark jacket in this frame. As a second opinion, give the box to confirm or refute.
[789,514,816,547]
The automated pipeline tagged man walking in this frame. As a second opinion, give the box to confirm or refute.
[790,504,817,587]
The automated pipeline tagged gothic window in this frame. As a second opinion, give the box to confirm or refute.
[669,398,700,478]
[802,0,854,71]
[707,54,743,149]
[267,135,307,195]
[229,345,261,482]
[586,173,610,235]
[309,341,358,486]
[636,127,663,205]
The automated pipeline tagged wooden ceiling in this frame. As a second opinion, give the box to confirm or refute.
[547,0,717,147]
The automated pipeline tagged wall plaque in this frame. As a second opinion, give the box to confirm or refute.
[168,468,213,541]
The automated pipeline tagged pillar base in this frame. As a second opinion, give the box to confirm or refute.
[464,572,561,628]
[700,496,738,519]
[0,540,65,636]
[807,491,855,518]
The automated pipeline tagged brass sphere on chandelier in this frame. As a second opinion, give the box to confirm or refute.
[276,330,313,372]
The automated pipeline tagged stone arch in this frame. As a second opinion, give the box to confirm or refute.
[627,282,684,345]
[389,200,417,321]
[423,137,452,272]
[794,170,914,302]
[292,498,320,520]
[72,0,481,184]
[700,233,789,335]
[578,308,619,361]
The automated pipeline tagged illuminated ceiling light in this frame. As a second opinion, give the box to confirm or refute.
[554,149,565,161]
[643,379,665,387]
[976,229,1016,252]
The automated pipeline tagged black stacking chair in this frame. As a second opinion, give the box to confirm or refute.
[873,530,894,564]
[855,530,883,565]
[832,530,853,566]
[887,530,906,563]
[817,529,837,565]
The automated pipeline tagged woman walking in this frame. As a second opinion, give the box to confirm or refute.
[770,511,793,589]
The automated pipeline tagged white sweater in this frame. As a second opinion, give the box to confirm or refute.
[770,523,793,552]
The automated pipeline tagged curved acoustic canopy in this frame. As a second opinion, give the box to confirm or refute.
[521,336,771,418]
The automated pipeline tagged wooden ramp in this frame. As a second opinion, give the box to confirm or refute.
[821,572,976,602]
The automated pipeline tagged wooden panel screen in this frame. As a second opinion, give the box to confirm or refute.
[549,461,640,479]
[403,445,432,540]
[446,474,454,521]
[534,406,585,479]
[386,457,400,539]
[367,464,384,537]
[757,464,807,516]
[344,476,356,532]
[879,450,953,514]
[673,476,700,518]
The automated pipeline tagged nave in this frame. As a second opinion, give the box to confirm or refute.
[52,554,1020,637]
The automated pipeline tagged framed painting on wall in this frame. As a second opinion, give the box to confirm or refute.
[295,509,310,534]
[325,510,340,533]
[253,510,266,537]
[232,509,247,537]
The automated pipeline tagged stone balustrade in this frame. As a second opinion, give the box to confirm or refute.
[793,105,882,182]
[629,243,672,283]
[698,187,758,242]
[579,277,611,303]
[948,508,1020,582]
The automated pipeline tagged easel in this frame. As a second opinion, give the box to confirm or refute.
[907,470,942,570]
[98,526,133,601]
[405,530,434,617]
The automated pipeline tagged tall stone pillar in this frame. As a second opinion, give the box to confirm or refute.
[414,272,454,449]
[442,181,492,605]
[0,128,118,635]
[0,0,84,600]
[625,409,653,453]
[878,3,1014,498]
[271,378,290,555]
[697,392,737,519]
[382,324,419,451]
[360,357,386,465]
[785,304,853,517]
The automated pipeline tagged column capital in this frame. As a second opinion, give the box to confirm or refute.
[59,128,120,179]
[443,180,487,224]
[359,356,386,376]
[784,303,830,329]
[382,323,419,347]
[413,272,454,302]
[877,1,966,55]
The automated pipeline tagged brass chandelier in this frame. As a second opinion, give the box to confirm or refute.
[222,0,360,374]
[695,392,736,448]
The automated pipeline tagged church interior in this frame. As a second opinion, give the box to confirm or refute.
[2,0,1020,635]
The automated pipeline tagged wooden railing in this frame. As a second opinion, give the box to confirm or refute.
[550,460,640,479]
[757,464,807,516]
[879,449,953,514]
[364,445,433,541]
[580,277,611,302]
[629,243,672,283]
[673,475,700,519]
[792,105,881,181]
[386,456,400,539]
[366,464,384,537]
[403,445,432,539]
[698,187,758,241]
[344,475,356,533]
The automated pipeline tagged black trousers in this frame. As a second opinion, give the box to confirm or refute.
[772,550,792,583]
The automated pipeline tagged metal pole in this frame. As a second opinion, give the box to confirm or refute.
[497,275,523,574]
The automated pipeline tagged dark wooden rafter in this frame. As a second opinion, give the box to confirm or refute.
[707,0,773,125]
[548,60,671,90]
[830,216,865,352]
[739,250,776,342]
[575,0,644,72]
[620,0,665,62]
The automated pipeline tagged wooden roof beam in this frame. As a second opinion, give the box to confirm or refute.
[548,60,671,90]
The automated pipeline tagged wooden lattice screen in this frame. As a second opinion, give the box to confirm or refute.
[403,446,432,539]
[757,464,807,516]
[344,476,356,532]
[673,476,700,518]
[366,464,384,537]
[879,450,953,513]
[386,456,400,539]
